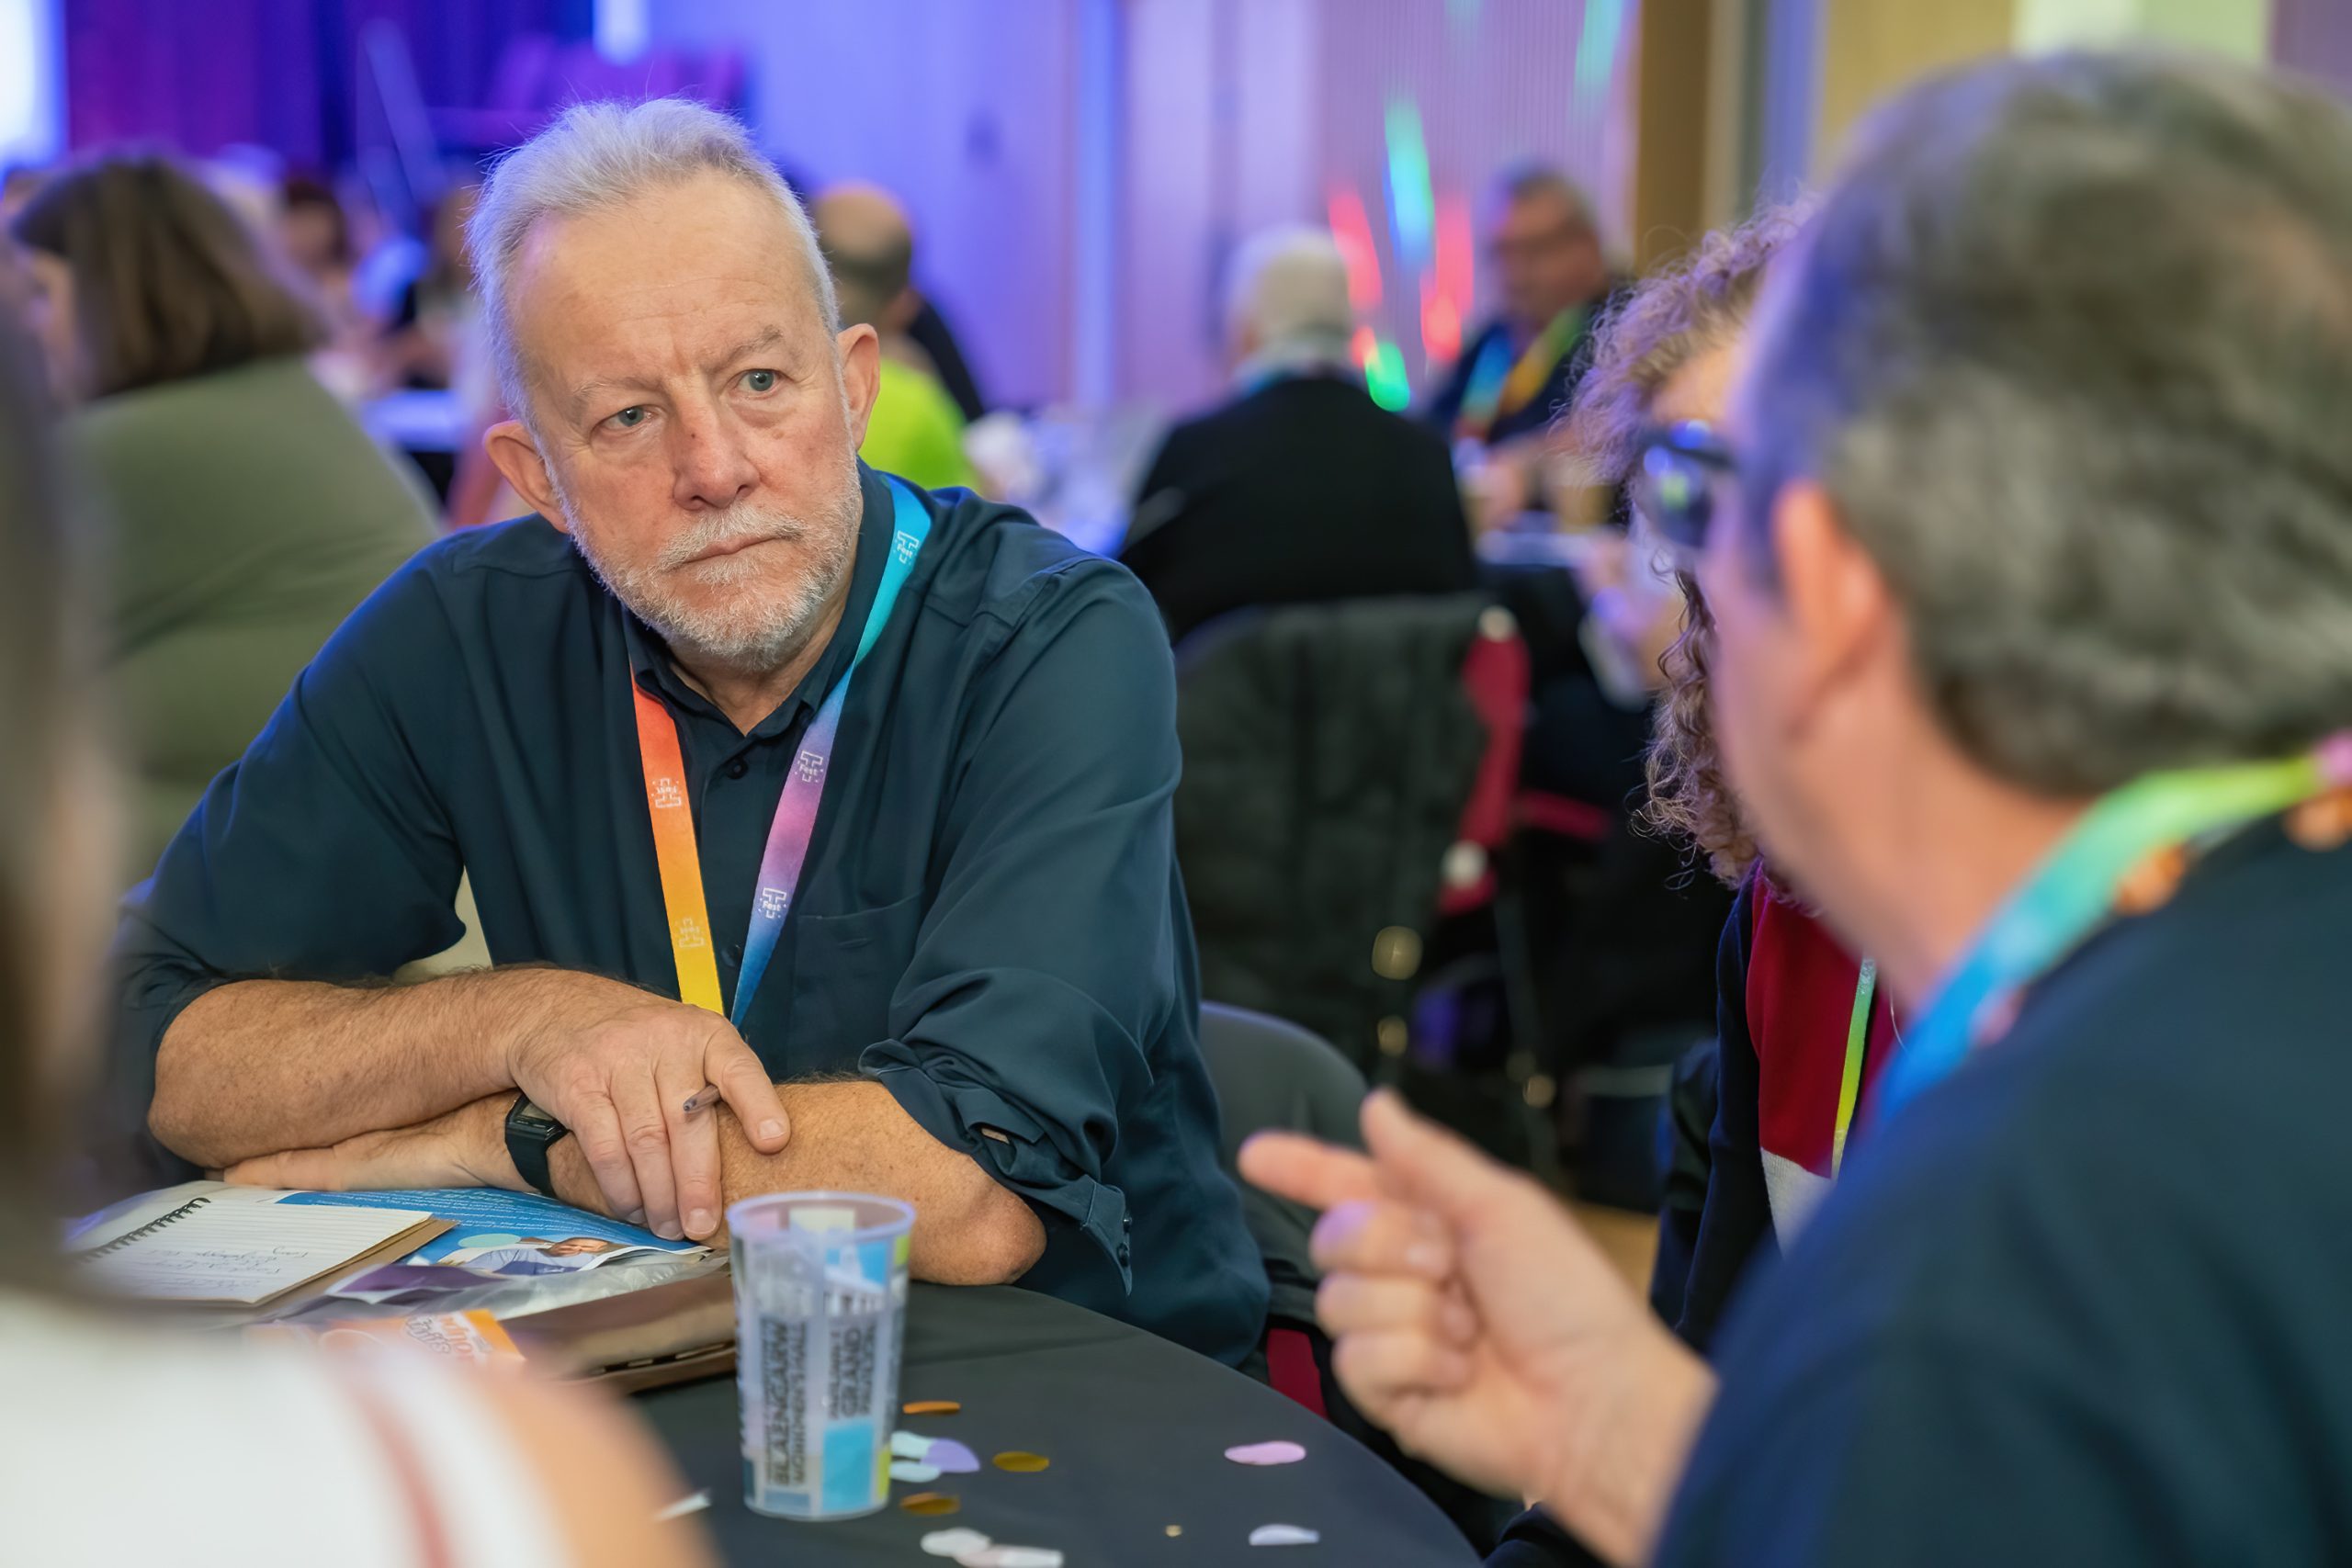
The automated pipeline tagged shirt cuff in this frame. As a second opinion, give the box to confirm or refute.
[860,1046,1133,1292]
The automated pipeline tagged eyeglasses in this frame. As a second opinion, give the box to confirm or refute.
[1628,421,1743,562]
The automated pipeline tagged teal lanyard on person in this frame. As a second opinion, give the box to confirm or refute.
[630,477,932,1027]
[1870,738,2352,1130]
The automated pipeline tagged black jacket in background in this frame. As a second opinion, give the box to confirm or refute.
[1121,374,1477,645]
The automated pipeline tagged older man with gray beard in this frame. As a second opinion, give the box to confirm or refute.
[112,99,1267,1364]
[1247,50,2352,1563]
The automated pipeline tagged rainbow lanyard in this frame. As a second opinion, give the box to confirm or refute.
[1456,306,1586,440]
[630,477,932,1025]
[1870,739,2352,1130]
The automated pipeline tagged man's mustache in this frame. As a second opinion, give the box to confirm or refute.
[656,511,809,570]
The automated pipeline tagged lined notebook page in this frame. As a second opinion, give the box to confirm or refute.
[80,1194,435,1304]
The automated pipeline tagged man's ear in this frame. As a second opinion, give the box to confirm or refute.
[1770,478,1899,722]
[484,419,563,530]
[835,322,881,449]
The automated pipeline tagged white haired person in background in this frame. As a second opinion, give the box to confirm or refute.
[0,321,707,1564]
[1121,225,1476,644]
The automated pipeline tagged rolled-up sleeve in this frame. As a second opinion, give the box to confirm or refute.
[107,561,468,1176]
[860,567,1184,1292]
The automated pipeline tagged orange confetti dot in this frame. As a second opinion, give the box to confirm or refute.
[992,1451,1052,1473]
[899,1492,960,1516]
[902,1400,963,1416]
[2113,843,2188,916]
[2289,789,2352,852]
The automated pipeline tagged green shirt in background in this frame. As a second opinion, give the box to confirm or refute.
[860,355,980,493]
[74,355,436,876]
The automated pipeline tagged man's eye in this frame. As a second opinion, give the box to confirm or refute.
[608,406,650,430]
[743,369,778,393]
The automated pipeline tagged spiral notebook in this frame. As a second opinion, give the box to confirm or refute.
[75,1186,447,1306]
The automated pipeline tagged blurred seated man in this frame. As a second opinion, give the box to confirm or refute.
[1121,227,1476,645]
[1422,164,1617,530]
[1248,51,2352,1566]
[811,181,979,493]
[113,99,1268,1367]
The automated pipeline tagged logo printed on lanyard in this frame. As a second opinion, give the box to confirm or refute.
[631,478,935,1026]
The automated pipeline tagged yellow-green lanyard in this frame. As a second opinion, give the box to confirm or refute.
[1829,959,1877,1178]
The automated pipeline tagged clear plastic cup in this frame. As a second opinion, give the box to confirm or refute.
[728,1191,914,1520]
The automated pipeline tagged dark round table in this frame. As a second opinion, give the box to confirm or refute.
[638,1283,1478,1565]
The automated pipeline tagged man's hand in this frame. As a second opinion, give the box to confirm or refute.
[1239,1090,1714,1566]
[222,1095,518,1192]
[505,976,791,1242]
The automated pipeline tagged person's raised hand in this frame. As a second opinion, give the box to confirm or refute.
[507,977,789,1242]
[1239,1090,1712,1564]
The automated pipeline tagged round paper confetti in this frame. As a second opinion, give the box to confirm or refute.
[1165,1524,1184,1537]
[1225,1440,1308,1467]
[892,1430,935,1461]
[958,1550,1064,1568]
[920,1528,991,1558]
[926,1438,981,1474]
[890,1461,943,1483]
[899,1492,961,1517]
[991,1450,1052,1472]
[904,1400,963,1416]
[1250,1524,1321,1546]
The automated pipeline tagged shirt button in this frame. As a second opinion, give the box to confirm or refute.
[723,757,750,781]
[724,942,743,964]
[1116,1242,1131,1266]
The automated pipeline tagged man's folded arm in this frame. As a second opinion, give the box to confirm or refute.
[854,570,1193,1294]
[121,561,474,1170]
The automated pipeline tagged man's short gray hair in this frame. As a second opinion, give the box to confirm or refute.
[467,97,837,425]
[1741,51,2352,795]
[1226,227,1355,355]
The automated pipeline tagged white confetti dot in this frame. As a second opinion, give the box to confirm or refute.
[891,1461,943,1483]
[1225,1439,1308,1466]
[1250,1523,1321,1547]
[892,1429,935,1461]
[920,1527,991,1558]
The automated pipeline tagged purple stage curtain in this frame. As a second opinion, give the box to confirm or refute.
[62,0,591,170]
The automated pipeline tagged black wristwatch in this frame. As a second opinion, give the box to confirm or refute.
[503,1093,569,1199]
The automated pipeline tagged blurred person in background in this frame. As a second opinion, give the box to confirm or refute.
[10,153,435,874]
[379,178,481,391]
[1424,165,1618,531]
[1566,205,1874,1357]
[0,316,707,1567]
[1,164,46,223]
[811,180,979,492]
[1122,226,1476,644]
[276,173,379,400]
[1249,51,2352,1567]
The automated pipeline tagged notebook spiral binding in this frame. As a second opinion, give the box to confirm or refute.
[83,1193,214,1258]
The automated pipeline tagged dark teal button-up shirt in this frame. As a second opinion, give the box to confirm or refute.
[112,465,1268,1365]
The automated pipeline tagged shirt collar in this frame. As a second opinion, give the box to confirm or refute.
[622,461,896,739]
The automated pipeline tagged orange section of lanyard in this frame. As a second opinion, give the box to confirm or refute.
[631,683,728,1015]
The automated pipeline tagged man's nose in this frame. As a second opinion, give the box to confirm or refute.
[670,400,760,512]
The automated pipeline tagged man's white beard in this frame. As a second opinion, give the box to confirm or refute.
[555,457,861,672]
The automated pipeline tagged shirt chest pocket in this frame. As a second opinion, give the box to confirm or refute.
[784,893,925,1061]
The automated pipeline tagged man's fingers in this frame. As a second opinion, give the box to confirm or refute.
[570,1098,647,1228]
[1361,1089,1525,1225]
[1311,1198,1455,1280]
[1317,1272,1478,1347]
[708,1032,788,1152]
[1330,1328,1475,1413]
[658,1054,721,1242]
[1238,1132,1381,1213]
[616,1075,683,1240]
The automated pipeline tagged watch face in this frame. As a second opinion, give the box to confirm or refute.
[512,1100,562,1134]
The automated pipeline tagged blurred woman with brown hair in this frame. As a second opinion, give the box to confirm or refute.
[11,152,434,874]
[0,314,707,1566]
[1565,204,1897,1354]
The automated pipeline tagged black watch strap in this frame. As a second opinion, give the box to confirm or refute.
[503,1092,568,1199]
